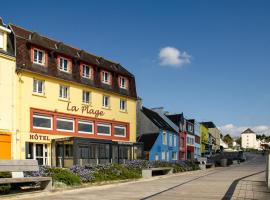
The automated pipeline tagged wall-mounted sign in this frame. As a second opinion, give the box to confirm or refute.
[30,134,50,141]
[67,102,105,118]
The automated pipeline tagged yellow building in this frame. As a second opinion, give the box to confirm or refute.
[0,19,16,160]
[8,24,142,167]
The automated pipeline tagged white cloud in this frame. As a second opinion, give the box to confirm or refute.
[159,46,191,68]
[219,124,270,138]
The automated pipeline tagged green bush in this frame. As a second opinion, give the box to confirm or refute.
[49,168,81,186]
[0,172,11,194]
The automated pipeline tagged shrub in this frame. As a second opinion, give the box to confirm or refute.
[0,172,11,194]
[50,168,81,186]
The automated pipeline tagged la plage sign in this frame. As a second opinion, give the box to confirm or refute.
[66,102,105,118]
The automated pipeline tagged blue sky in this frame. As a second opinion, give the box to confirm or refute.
[1,0,270,136]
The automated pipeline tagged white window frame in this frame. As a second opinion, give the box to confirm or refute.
[82,90,91,104]
[174,135,177,147]
[161,151,165,160]
[119,76,127,89]
[33,114,53,130]
[78,120,93,134]
[166,152,169,161]
[82,64,91,79]
[102,95,110,108]
[59,85,69,100]
[102,71,110,84]
[162,131,167,145]
[33,79,45,95]
[0,32,3,49]
[56,117,74,132]
[97,123,111,136]
[33,48,45,65]
[114,125,126,137]
[59,57,69,72]
[172,152,177,160]
[120,99,127,111]
[155,154,159,161]
[169,133,172,147]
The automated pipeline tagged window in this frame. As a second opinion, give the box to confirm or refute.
[102,71,110,84]
[79,146,89,159]
[82,91,91,104]
[65,144,73,158]
[59,85,69,99]
[163,131,167,145]
[161,151,165,160]
[97,123,111,135]
[59,57,69,72]
[0,32,3,49]
[169,133,172,147]
[82,64,91,78]
[174,135,177,147]
[33,49,45,65]
[78,120,93,134]
[120,99,127,111]
[155,154,159,161]
[56,117,74,132]
[33,114,52,130]
[188,125,193,132]
[172,152,177,160]
[167,152,169,161]
[114,125,126,137]
[119,77,127,89]
[33,79,44,94]
[102,95,110,108]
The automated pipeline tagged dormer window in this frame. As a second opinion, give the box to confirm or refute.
[82,64,92,79]
[33,48,45,65]
[101,71,111,84]
[119,76,128,89]
[59,57,71,73]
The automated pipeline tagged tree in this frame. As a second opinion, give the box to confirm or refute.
[223,134,233,148]
[236,137,241,146]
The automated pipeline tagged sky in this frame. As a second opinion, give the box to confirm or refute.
[1,0,270,137]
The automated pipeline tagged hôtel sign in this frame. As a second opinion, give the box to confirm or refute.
[66,102,105,118]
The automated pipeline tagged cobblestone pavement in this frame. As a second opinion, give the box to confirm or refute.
[5,153,270,200]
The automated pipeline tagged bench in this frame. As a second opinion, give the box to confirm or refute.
[0,160,52,191]
[142,167,173,178]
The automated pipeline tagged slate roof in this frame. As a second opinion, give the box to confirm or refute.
[142,107,175,132]
[201,121,216,128]
[166,113,184,126]
[137,133,159,151]
[241,128,255,134]
[9,24,137,99]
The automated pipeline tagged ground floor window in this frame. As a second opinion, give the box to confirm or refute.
[172,152,177,160]
[25,142,48,165]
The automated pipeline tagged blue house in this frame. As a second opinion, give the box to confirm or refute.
[137,106,179,162]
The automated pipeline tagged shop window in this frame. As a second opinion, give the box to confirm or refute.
[120,99,127,111]
[89,144,97,159]
[33,48,45,65]
[56,117,74,132]
[33,79,45,95]
[79,146,89,159]
[99,144,110,159]
[102,95,110,108]
[114,125,126,137]
[97,123,111,135]
[82,91,91,104]
[65,144,73,158]
[33,114,52,130]
[78,120,93,134]
[59,85,69,100]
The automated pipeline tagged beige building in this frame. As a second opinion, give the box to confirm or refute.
[0,19,16,160]
[201,122,221,152]
[241,128,260,149]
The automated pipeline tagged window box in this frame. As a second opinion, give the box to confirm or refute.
[97,123,111,135]
[56,117,74,132]
[33,114,52,130]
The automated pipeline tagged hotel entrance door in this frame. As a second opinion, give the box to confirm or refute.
[26,142,48,165]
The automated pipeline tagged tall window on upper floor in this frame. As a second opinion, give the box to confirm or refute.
[169,133,172,147]
[82,64,92,79]
[33,79,45,95]
[101,71,111,84]
[0,32,3,49]
[33,48,45,65]
[59,85,69,100]
[82,91,91,104]
[59,57,71,73]
[174,135,177,147]
[120,99,127,112]
[163,131,167,145]
[102,95,110,108]
[119,76,128,89]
